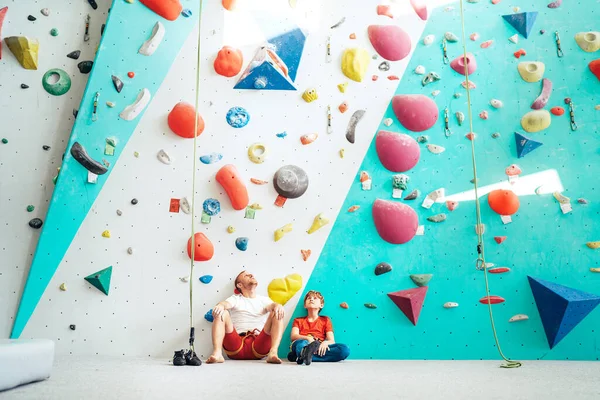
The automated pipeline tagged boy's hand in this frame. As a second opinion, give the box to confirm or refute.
[317,342,329,356]
[306,336,314,343]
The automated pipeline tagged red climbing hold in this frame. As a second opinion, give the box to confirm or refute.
[139,0,182,21]
[127,71,135,78]
[550,106,564,116]
[187,232,214,261]
[0,7,7,60]
[216,164,249,211]
[168,102,205,138]
[589,59,600,82]
[388,287,428,325]
[494,236,507,244]
[488,189,519,216]
[488,267,511,274]
[214,46,243,77]
[479,295,505,304]
[513,48,526,58]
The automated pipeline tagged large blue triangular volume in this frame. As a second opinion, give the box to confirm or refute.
[515,132,543,158]
[268,28,306,82]
[502,12,538,39]
[234,62,296,90]
[528,276,600,349]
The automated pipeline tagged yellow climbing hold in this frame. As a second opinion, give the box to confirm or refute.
[586,241,600,249]
[274,223,293,242]
[553,191,571,205]
[5,36,40,70]
[227,225,235,233]
[590,268,600,273]
[341,48,370,82]
[307,213,330,234]
[247,143,268,164]
[302,88,318,103]
[101,230,111,238]
[267,273,303,305]
[339,149,345,158]
[249,203,263,210]
[337,82,348,93]
[59,283,67,291]
[521,110,551,133]
[517,61,545,83]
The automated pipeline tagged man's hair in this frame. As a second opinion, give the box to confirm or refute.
[234,270,245,293]
[304,290,325,310]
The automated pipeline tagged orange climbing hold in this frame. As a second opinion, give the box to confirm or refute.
[214,46,243,77]
[168,102,205,139]
[340,302,349,309]
[222,0,236,10]
[250,178,268,185]
[139,0,182,21]
[300,133,318,145]
[494,236,507,244]
[590,59,600,81]
[551,106,565,116]
[187,232,214,261]
[488,189,520,216]
[376,5,394,18]
[349,33,356,39]
[301,249,311,261]
[216,164,249,211]
[339,101,349,113]
[348,205,360,212]
[387,75,399,80]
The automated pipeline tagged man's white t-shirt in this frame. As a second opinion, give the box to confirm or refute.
[224,294,274,334]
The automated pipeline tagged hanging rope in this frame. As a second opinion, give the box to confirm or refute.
[188,0,206,354]
[457,0,521,368]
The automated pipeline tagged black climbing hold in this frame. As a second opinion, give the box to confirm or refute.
[101,23,105,35]
[374,262,392,276]
[73,109,79,118]
[87,0,98,10]
[69,324,76,331]
[77,61,94,74]
[28,218,43,229]
[67,50,81,60]
[131,198,138,205]
[111,75,123,93]
[27,15,36,21]
[21,84,29,89]
[70,141,108,175]
[42,145,51,151]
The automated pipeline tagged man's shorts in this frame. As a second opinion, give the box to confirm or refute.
[223,329,271,360]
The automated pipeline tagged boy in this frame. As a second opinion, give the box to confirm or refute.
[288,290,350,365]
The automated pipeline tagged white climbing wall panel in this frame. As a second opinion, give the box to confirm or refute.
[0,0,442,357]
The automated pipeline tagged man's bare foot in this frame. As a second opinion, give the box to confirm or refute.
[206,354,225,364]
[266,353,282,364]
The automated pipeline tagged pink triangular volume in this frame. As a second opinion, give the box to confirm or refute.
[410,0,428,20]
[388,287,428,325]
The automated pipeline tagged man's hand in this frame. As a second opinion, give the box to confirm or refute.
[213,304,225,320]
[317,342,329,357]
[271,304,284,320]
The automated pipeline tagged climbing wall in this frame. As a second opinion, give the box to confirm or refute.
[1,0,434,357]
[287,0,600,360]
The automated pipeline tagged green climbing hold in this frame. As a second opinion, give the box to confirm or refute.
[42,68,71,96]
[50,28,58,36]
[26,205,35,212]
[364,303,377,309]
[410,274,433,287]
[1,138,7,144]
[84,266,112,295]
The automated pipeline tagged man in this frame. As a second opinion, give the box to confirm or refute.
[206,271,285,364]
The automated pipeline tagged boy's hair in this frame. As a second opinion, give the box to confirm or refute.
[304,290,325,310]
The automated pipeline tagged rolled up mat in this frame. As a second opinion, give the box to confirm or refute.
[0,339,54,392]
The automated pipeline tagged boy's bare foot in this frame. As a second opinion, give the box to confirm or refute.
[266,353,282,364]
[206,354,225,364]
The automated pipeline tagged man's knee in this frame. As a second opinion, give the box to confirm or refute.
[337,344,350,360]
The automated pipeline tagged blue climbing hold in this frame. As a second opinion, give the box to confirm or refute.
[276,131,287,138]
[200,152,223,164]
[235,237,249,251]
[204,309,214,323]
[203,198,221,216]
[254,77,267,89]
[226,107,250,128]
[199,275,213,284]
[528,276,600,349]
[502,12,538,39]
[515,132,543,158]
[181,9,192,18]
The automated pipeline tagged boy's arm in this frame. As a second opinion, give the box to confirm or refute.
[322,331,335,345]
[290,326,314,342]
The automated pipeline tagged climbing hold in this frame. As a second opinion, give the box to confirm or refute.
[410,0,428,20]
[410,274,432,287]
[42,69,71,96]
[59,283,66,291]
[345,110,366,144]
[77,61,93,74]
[181,8,192,17]
[111,75,124,93]
[348,33,356,40]
[518,61,545,83]
[348,205,360,213]
[127,247,134,255]
[156,149,171,165]
[116,209,123,216]
[479,295,505,304]
[364,303,378,309]
[378,61,390,71]
[392,95,438,132]
[387,75,399,81]
[267,273,302,305]
[204,310,214,323]
[70,142,108,175]
[383,118,393,127]
[274,223,293,242]
[455,112,465,126]
[275,131,288,139]
[575,32,600,53]
[376,5,394,18]
[27,15,36,21]
[226,226,235,234]
[479,111,488,120]
[341,48,370,82]
[465,132,476,141]
[404,190,419,201]
[69,324,76,331]
[480,40,493,48]
[84,266,112,295]
[300,134,318,145]
[505,163,522,176]
[338,102,349,113]
[138,22,165,57]
[515,132,543,158]
[340,302,349,309]
[337,82,348,93]
[139,0,182,21]
[586,242,600,249]
[106,101,115,108]
[187,232,214,261]
[528,276,600,348]
[66,50,81,60]
[235,237,249,251]
[367,25,412,61]
[488,189,519,215]
[422,35,434,46]
[307,213,329,234]
[360,171,372,191]
[127,71,135,79]
[40,8,50,16]
[28,218,43,229]
[531,78,552,110]
[443,302,459,308]
[426,144,445,154]
[120,88,151,121]
[461,80,477,89]
[521,110,551,132]
[421,72,440,86]
[50,28,58,37]
[427,213,446,223]
[226,106,250,128]
[375,262,392,276]
[302,88,318,103]
[179,198,190,214]
[591,268,600,273]
[513,48,527,58]
[199,275,213,284]
[203,198,221,216]
[446,201,459,211]
[168,198,180,213]
[494,236,507,244]
[247,143,269,163]
[547,0,562,7]
[216,165,249,210]
[168,102,205,138]
[213,46,243,77]
[509,34,519,44]
[376,131,420,173]
[431,90,440,97]
[372,199,418,244]
[414,65,425,75]
[445,32,459,42]
[301,249,311,261]
[388,287,428,325]
[577,198,589,205]
[490,99,503,109]
[469,33,479,41]
[273,165,309,202]
[509,314,529,322]
[450,53,477,75]
[26,205,35,212]
[5,36,39,69]
[589,59,600,81]
[502,12,538,39]
[488,267,510,274]
[250,178,268,185]
[101,230,111,238]
[199,153,222,164]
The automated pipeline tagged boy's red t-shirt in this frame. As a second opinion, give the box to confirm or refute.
[292,316,333,341]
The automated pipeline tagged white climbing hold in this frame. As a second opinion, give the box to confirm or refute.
[139,21,165,56]
[87,171,98,184]
[461,80,476,89]
[120,88,151,121]
[443,302,459,308]
[127,247,133,255]
[444,32,459,42]
[509,314,529,322]
[431,90,440,97]
[423,35,435,46]
[40,8,50,16]
[490,99,503,108]
[509,34,519,44]
[157,149,171,165]
[422,188,445,209]
[415,65,426,75]
[383,118,393,126]
[426,144,445,154]
[180,197,191,214]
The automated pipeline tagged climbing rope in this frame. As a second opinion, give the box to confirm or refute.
[457,0,521,368]
[188,0,206,355]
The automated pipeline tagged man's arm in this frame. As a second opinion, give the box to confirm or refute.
[264,299,284,320]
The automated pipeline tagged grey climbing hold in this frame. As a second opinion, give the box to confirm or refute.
[131,198,138,205]
[455,112,465,126]
[116,209,123,216]
[77,61,93,74]
[427,213,447,223]
[69,324,76,330]
[410,274,433,287]
[70,142,108,175]
[421,72,441,86]
[67,50,81,60]
[492,132,501,138]
[21,84,29,89]
[127,247,133,255]
[42,145,50,150]
[345,109,366,144]
[273,165,309,199]
[112,75,124,93]
[27,15,36,21]
[416,135,429,143]
[40,8,50,16]
[378,61,390,71]
[404,189,420,200]
[374,262,392,276]
[29,218,43,229]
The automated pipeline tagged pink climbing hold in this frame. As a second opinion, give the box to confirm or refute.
[375,131,420,172]
[589,59,600,82]
[470,33,479,41]
[479,111,488,120]
[376,5,394,18]
[409,0,428,20]
[372,199,418,244]
[388,287,428,325]
[368,25,412,62]
[480,40,493,48]
[492,0,501,4]
[531,78,552,110]
[494,236,507,244]
[450,53,477,75]
[392,95,438,132]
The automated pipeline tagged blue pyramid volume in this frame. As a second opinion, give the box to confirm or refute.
[515,132,543,158]
[528,276,600,349]
[502,12,538,39]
